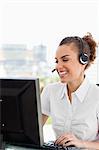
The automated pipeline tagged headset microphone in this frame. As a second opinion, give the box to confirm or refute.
[52,69,56,73]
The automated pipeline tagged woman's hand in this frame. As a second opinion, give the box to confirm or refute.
[55,132,84,148]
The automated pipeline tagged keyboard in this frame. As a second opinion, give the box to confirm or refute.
[42,141,80,150]
[4,141,80,150]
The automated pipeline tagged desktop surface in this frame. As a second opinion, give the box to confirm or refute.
[5,144,34,150]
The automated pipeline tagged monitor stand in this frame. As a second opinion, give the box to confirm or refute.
[0,134,6,150]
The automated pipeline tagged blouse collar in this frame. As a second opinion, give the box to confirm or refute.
[59,77,90,102]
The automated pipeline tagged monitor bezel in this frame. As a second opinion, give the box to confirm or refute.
[0,78,44,148]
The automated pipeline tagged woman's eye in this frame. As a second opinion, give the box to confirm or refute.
[55,59,69,63]
[63,59,69,62]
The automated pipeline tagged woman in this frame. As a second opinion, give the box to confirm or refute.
[41,33,99,149]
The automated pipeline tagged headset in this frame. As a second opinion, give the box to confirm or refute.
[79,52,89,65]
[75,36,89,65]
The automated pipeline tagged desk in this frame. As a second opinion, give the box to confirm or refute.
[4,144,45,150]
[2,144,35,150]
[4,145,82,150]
[5,145,34,150]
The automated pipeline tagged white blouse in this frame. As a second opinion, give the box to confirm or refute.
[41,78,99,141]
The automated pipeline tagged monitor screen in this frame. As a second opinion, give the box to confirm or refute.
[0,78,44,148]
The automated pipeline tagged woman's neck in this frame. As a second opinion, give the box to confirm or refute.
[67,74,85,102]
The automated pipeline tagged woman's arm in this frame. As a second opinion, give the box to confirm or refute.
[42,114,49,126]
[82,140,99,150]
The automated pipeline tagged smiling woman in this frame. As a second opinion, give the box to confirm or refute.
[41,34,99,149]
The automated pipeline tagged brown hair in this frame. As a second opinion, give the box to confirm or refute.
[59,33,97,69]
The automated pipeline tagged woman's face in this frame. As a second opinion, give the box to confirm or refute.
[55,43,85,83]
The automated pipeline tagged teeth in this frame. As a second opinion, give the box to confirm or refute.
[59,71,67,75]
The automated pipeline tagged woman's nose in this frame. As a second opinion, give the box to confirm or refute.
[56,61,63,69]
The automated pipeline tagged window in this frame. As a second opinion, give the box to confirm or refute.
[0,0,99,84]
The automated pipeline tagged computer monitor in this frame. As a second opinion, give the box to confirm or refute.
[0,78,44,148]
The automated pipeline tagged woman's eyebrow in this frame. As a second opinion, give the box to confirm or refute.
[61,54,70,59]
[55,54,70,59]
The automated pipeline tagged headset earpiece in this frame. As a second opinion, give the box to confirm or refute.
[79,53,89,65]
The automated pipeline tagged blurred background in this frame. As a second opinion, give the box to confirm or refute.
[0,0,99,87]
